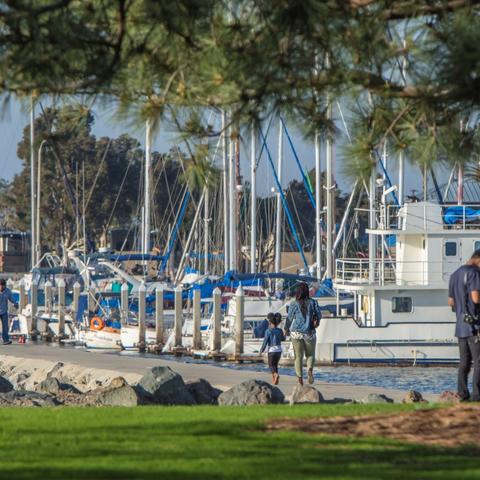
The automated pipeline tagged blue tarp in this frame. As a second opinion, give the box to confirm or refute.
[444,206,480,225]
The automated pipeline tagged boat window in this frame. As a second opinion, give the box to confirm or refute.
[445,241,457,257]
[475,241,480,252]
[392,297,412,313]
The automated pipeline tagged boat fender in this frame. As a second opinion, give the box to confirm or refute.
[90,317,105,331]
[361,296,369,314]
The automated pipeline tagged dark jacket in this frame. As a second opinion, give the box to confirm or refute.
[260,327,285,353]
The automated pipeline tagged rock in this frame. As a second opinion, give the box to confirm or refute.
[218,380,285,406]
[0,390,58,407]
[186,379,222,405]
[94,383,139,407]
[36,376,61,395]
[136,366,196,405]
[0,375,13,393]
[36,375,81,395]
[402,390,427,404]
[438,390,462,403]
[360,393,394,404]
[289,384,324,405]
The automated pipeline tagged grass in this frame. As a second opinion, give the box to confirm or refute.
[0,403,477,480]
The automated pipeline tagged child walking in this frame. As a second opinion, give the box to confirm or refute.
[260,312,285,385]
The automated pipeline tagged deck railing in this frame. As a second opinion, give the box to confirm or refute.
[335,258,450,287]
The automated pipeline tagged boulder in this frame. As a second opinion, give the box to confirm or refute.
[36,375,81,395]
[186,379,222,405]
[0,390,58,407]
[36,376,61,395]
[289,384,324,405]
[0,375,13,393]
[94,378,139,407]
[438,390,462,404]
[360,393,394,404]
[218,380,285,406]
[402,390,427,404]
[136,366,196,405]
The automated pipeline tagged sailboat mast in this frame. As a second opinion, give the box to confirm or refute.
[274,118,283,274]
[315,131,322,279]
[222,111,230,273]
[143,118,152,255]
[228,130,236,271]
[250,125,257,273]
[204,186,209,274]
[325,103,334,279]
[30,95,36,269]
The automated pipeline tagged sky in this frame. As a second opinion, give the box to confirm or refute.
[0,96,428,199]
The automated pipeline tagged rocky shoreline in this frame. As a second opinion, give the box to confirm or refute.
[0,354,443,407]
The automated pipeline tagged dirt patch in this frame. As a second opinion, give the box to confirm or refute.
[267,404,480,447]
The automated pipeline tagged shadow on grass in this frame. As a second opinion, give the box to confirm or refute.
[0,406,477,480]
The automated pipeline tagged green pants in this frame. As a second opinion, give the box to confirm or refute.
[291,337,316,378]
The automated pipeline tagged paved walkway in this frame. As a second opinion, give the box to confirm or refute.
[0,343,434,402]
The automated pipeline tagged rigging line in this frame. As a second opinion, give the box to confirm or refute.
[85,139,112,210]
[104,156,136,232]
[280,117,316,208]
[259,126,309,271]
[287,187,308,246]
[255,114,275,170]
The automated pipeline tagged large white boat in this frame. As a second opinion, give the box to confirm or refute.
[316,201,477,364]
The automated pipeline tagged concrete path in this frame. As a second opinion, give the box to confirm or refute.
[0,343,434,402]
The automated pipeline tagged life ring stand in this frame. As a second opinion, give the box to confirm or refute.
[90,316,105,331]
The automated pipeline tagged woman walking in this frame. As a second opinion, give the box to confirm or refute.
[285,283,321,385]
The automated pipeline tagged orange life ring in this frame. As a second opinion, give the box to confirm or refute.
[90,317,105,331]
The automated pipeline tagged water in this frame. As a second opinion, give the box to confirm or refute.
[177,358,459,394]
[112,349,460,394]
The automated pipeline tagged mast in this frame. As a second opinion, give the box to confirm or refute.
[222,111,230,273]
[204,186,209,274]
[398,40,407,206]
[36,140,47,265]
[235,133,241,271]
[250,124,257,273]
[228,129,236,271]
[315,131,322,279]
[325,102,334,279]
[30,95,36,269]
[274,118,283,274]
[368,167,376,284]
[143,118,152,255]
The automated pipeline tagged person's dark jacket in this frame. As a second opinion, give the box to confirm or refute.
[260,327,285,353]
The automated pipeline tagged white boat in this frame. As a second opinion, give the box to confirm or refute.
[318,201,474,364]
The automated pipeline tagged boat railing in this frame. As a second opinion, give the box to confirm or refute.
[335,258,448,287]
[378,204,480,231]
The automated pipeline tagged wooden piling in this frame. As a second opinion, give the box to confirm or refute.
[6,279,13,316]
[212,287,222,352]
[137,282,146,352]
[30,282,38,339]
[87,286,96,315]
[120,282,129,326]
[19,280,26,312]
[72,281,81,322]
[44,280,53,336]
[192,288,202,350]
[174,286,183,348]
[155,286,164,347]
[57,278,66,339]
[234,285,244,356]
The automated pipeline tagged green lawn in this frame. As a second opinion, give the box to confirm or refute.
[0,404,476,480]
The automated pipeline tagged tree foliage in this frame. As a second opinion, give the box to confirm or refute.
[1,1,480,181]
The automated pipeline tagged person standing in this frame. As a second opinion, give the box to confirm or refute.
[0,279,18,345]
[448,250,480,401]
[285,283,321,385]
